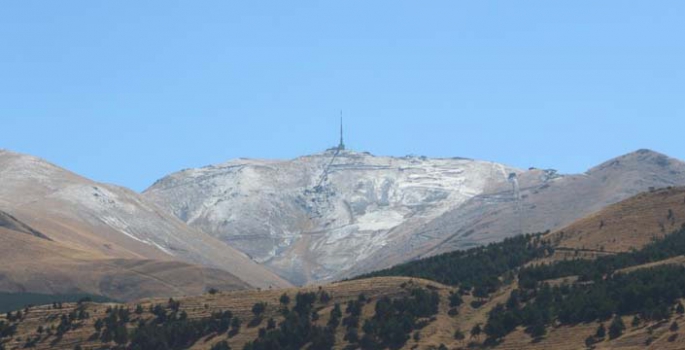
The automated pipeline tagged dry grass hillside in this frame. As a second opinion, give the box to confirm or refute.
[0,149,291,301]
[545,186,685,256]
[0,277,451,350]
[497,314,685,350]
[0,225,250,301]
[497,186,685,350]
[3,275,685,350]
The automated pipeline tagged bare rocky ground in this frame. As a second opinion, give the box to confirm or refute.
[145,149,685,285]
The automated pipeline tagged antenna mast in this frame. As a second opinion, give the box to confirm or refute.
[338,110,345,151]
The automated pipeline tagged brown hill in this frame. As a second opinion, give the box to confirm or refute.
[0,150,290,300]
[0,277,446,350]
[546,186,685,254]
[2,274,685,350]
[0,217,249,301]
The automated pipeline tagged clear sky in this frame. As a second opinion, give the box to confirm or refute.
[1,2,684,191]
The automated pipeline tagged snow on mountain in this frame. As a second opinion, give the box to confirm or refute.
[341,149,685,279]
[144,150,521,285]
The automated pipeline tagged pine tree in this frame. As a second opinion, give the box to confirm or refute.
[211,340,231,350]
[471,324,482,340]
[528,321,547,339]
[449,291,463,307]
[609,317,626,339]
[267,318,276,330]
[231,317,241,330]
[585,336,596,347]
[328,304,342,328]
[454,329,465,342]
[596,323,606,338]
[251,302,267,317]
[113,324,128,345]
[229,317,241,337]
[94,319,103,332]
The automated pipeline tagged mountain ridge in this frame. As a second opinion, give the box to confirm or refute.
[144,149,521,284]
[144,148,685,285]
[0,149,291,299]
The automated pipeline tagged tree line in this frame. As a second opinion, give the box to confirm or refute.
[519,224,685,287]
[481,225,685,343]
[484,265,685,343]
[357,233,551,296]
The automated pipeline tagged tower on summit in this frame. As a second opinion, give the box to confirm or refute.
[338,111,345,151]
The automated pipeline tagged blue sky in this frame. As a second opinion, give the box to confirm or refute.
[1,1,684,191]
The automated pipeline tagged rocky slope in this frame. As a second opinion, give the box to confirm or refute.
[0,150,290,299]
[145,149,685,285]
[144,150,521,284]
[343,150,685,279]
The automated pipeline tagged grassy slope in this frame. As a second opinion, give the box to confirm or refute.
[0,227,250,301]
[546,187,685,254]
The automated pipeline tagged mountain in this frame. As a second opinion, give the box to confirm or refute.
[143,150,520,285]
[144,149,685,285]
[0,150,290,300]
[345,149,685,277]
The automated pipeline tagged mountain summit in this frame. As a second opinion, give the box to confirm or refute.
[144,150,520,284]
[145,149,685,285]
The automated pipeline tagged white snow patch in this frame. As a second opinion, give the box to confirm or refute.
[356,209,405,231]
